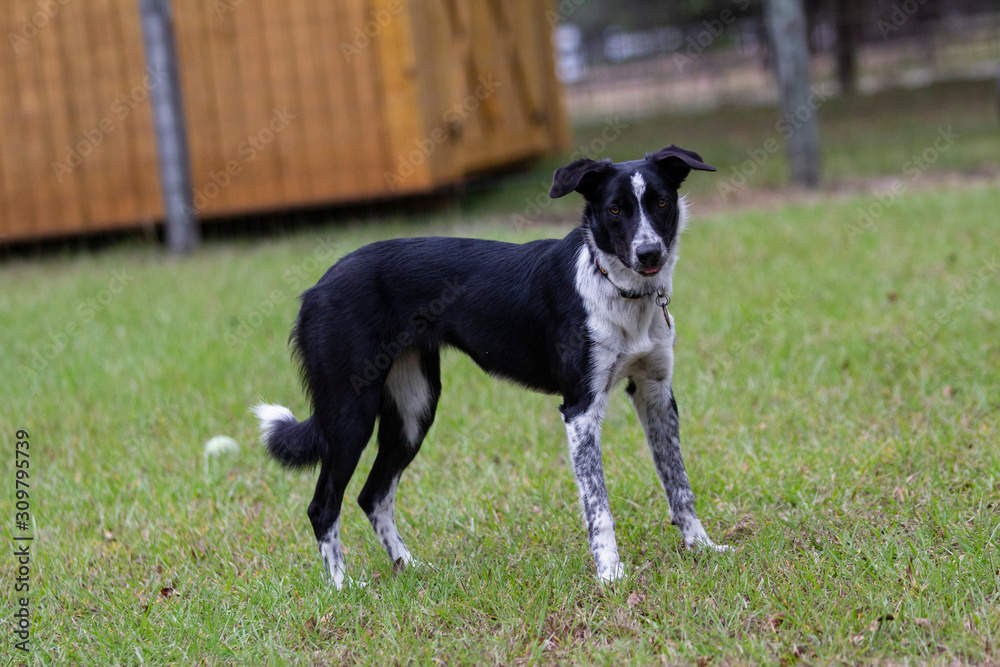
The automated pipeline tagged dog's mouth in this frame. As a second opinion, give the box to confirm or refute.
[638,266,661,275]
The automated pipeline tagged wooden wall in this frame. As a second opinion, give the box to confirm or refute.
[0,0,567,243]
[1,0,160,240]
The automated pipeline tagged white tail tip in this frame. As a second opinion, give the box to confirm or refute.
[252,403,295,441]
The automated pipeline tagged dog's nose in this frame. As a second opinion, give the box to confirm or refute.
[636,243,663,267]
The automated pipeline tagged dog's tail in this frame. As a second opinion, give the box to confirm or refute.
[252,403,322,468]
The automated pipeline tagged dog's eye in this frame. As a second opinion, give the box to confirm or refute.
[657,199,667,208]
[609,206,621,215]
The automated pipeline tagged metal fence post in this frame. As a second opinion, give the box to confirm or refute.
[138,0,199,254]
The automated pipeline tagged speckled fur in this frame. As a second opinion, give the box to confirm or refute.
[256,146,727,587]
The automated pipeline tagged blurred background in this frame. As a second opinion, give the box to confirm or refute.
[1,0,997,251]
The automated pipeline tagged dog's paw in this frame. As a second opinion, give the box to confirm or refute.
[330,574,368,590]
[406,558,435,570]
[597,560,626,585]
[685,537,732,553]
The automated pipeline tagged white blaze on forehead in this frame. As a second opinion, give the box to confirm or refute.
[630,172,646,202]
[630,172,659,248]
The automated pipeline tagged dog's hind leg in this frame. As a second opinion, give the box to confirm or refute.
[358,348,441,567]
[627,374,728,552]
[309,392,380,589]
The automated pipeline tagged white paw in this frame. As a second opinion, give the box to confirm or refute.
[330,572,368,590]
[406,558,435,570]
[685,536,732,553]
[597,560,626,584]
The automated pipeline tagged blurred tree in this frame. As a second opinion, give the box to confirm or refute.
[766,0,821,187]
[833,0,860,93]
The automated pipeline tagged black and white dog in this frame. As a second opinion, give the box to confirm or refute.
[255,146,728,588]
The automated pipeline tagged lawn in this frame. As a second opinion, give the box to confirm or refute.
[2,81,1000,665]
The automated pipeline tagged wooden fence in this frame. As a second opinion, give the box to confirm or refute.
[0,0,568,243]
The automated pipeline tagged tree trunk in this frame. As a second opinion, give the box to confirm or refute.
[138,0,198,254]
[766,0,821,188]
[834,0,858,94]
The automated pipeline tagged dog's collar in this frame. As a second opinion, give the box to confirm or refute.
[594,258,672,327]
[594,257,659,299]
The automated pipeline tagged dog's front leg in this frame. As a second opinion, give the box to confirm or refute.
[563,397,625,583]
[629,377,728,551]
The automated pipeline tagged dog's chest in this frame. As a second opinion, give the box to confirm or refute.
[585,298,674,389]
[572,244,677,390]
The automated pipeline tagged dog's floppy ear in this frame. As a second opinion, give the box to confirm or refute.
[646,145,716,185]
[549,158,613,199]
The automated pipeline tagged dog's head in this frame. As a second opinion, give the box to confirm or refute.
[549,146,715,283]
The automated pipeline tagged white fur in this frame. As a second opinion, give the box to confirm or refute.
[565,237,691,582]
[252,403,295,441]
[575,244,676,392]
[384,351,433,447]
[630,173,662,264]
[583,194,689,302]
[564,400,625,583]
[366,474,413,564]
[318,518,347,589]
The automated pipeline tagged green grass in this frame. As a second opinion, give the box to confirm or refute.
[2,175,999,664]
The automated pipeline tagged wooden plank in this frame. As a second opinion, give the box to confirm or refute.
[313,0,354,197]
[464,0,494,162]
[173,0,222,216]
[14,2,51,238]
[536,0,570,152]
[56,2,107,228]
[511,0,549,150]
[12,4,65,235]
[338,0,386,196]
[277,0,310,203]
[85,0,127,226]
[287,0,329,202]
[0,2,38,240]
[97,0,141,228]
[115,0,164,223]
[256,0,295,206]
[202,2,242,212]
[227,0,273,210]
[407,0,462,186]
[0,6,15,240]
[347,0,389,195]
[26,11,67,235]
[369,0,431,194]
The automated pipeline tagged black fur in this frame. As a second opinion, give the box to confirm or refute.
[258,146,723,585]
